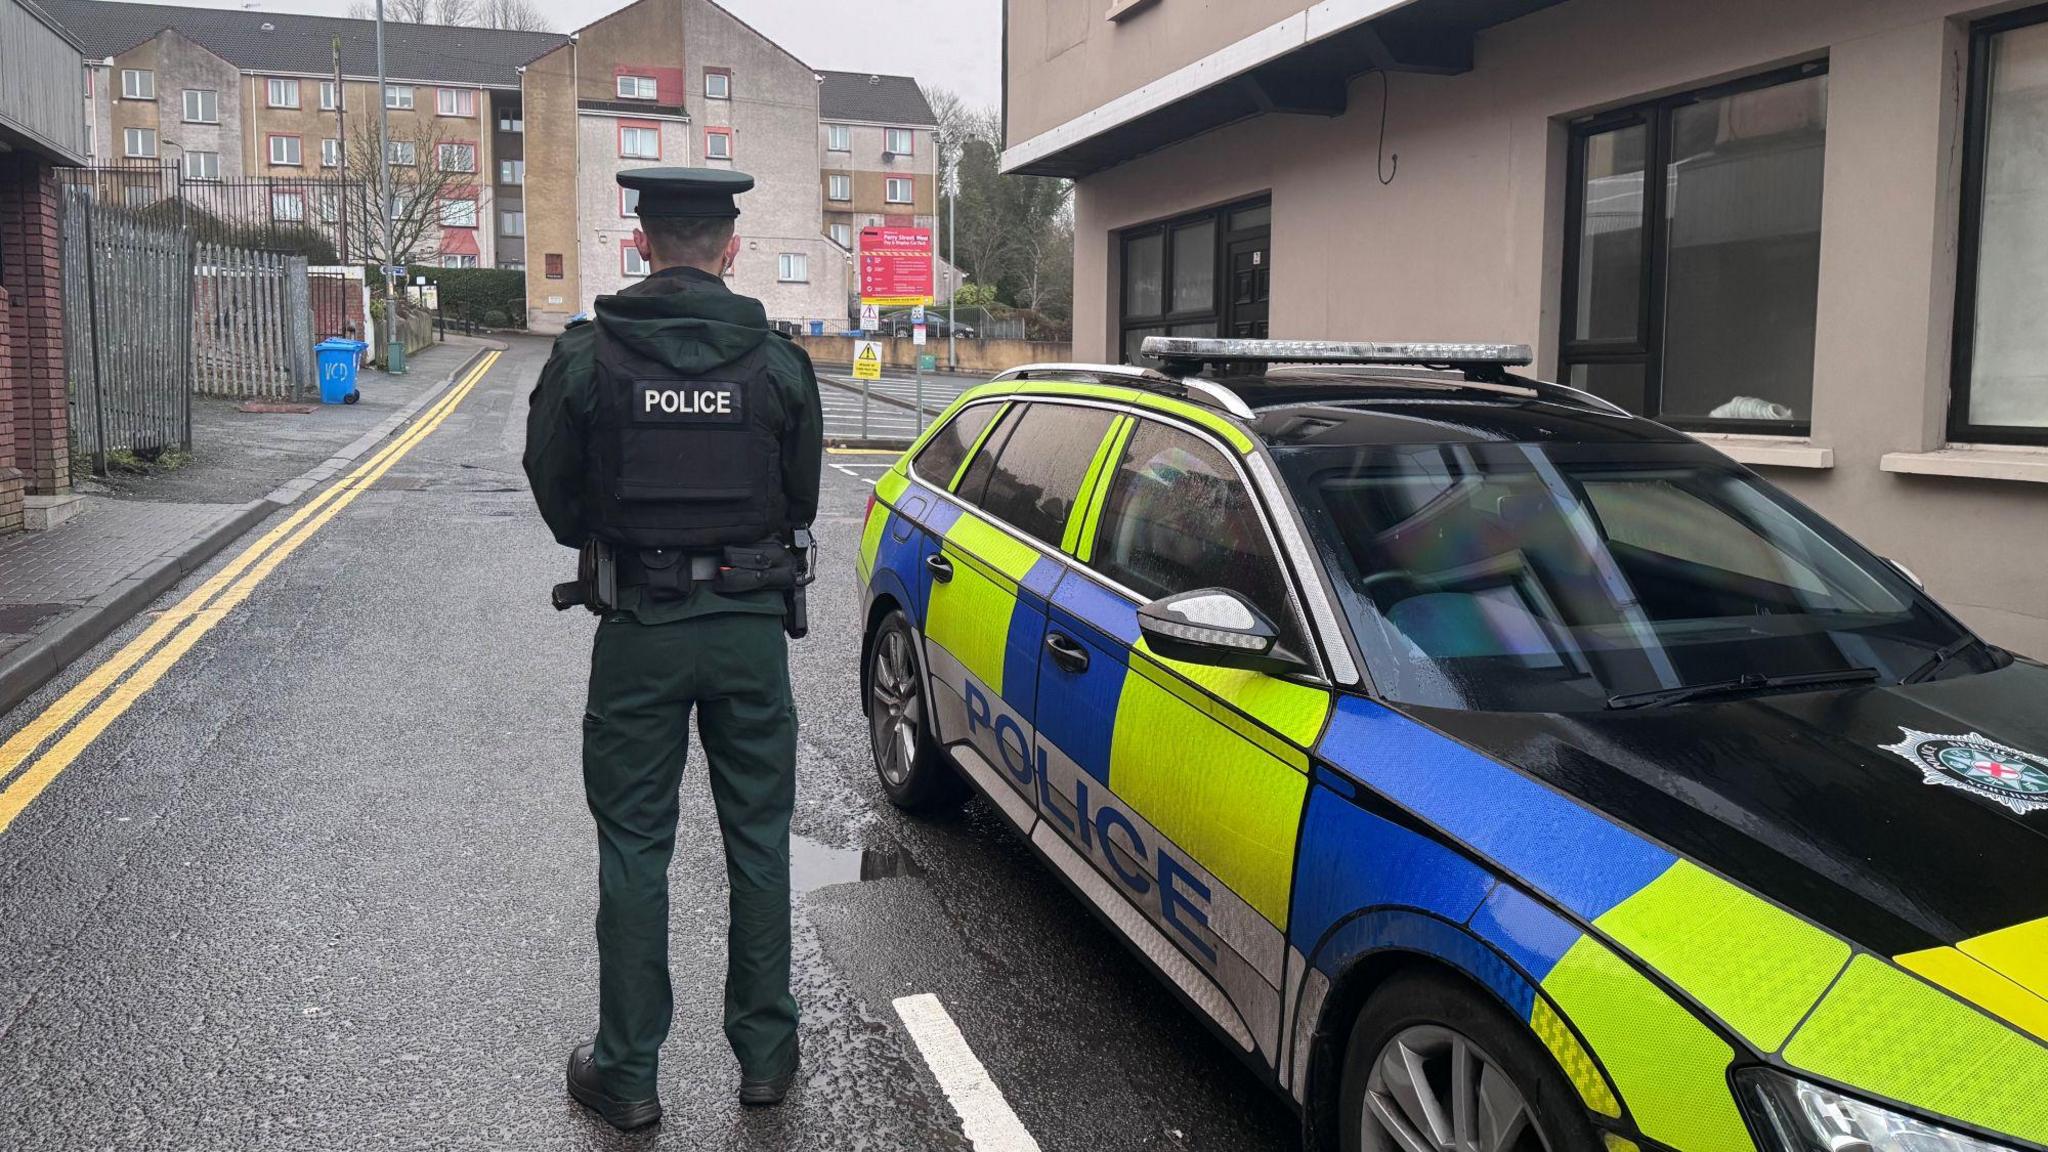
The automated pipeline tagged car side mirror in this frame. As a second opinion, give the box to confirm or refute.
[1136,589,1307,676]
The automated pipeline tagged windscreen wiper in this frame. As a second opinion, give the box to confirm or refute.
[1606,667,1881,710]
[1900,635,1987,685]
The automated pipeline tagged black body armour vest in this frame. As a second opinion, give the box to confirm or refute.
[587,325,786,550]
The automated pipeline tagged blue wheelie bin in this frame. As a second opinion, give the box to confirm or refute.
[315,338,368,404]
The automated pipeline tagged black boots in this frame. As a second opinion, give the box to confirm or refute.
[738,1047,800,1106]
[566,1043,663,1131]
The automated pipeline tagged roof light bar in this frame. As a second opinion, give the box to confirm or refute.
[1142,337,1534,368]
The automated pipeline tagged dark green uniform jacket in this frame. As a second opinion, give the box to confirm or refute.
[523,267,823,624]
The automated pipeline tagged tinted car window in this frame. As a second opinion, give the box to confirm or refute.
[913,402,1000,490]
[1092,420,1302,650]
[971,403,1117,547]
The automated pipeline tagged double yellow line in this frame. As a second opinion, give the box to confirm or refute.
[0,349,501,836]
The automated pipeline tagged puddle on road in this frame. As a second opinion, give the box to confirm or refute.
[790,835,925,893]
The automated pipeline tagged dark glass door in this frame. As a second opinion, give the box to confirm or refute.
[1225,237,1270,339]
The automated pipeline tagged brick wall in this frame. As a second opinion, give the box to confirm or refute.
[0,281,21,536]
[0,153,69,501]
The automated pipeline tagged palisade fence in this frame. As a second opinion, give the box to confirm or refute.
[59,186,195,470]
[191,245,315,400]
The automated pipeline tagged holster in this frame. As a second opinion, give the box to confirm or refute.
[550,538,619,615]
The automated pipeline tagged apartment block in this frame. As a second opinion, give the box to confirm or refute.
[817,72,940,256]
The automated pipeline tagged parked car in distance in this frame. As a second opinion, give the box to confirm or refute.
[879,308,975,340]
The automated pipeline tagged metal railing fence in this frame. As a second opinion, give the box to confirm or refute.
[190,244,315,400]
[59,186,194,471]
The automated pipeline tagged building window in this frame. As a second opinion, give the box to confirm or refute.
[268,134,302,166]
[441,254,478,268]
[620,124,660,159]
[827,123,851,152]
[498,108,523,132]
[272,191,304,222]
[545,253,564,279]
[829,222,852,249]
[500,210,525,236]
[778,252,809,282]
[1118,196,1269,364]
[387,140,417,166]
[623,243,650,277]
[885,127,914,155]
[121,68,155,101]
[706,128,732,160]
[828,174,852,202]
[1558,63,1829,433]
[885,177,913,204]
[617,74,658,101]
[1953,9,2048,444]
[499,158,524,185]
[621,187,639,217]
[268,77,300,108]
[437,88,476,117]
[440,197,477,228]
[182,88,218,124]
[320,80,342,111]
[183,150,220,181]
[321,138,341,168]
[386,85,414,110]
[706,71,730,100]
[438,143,477,173]
[118,126,155,158]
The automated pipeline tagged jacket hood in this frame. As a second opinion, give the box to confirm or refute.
[593,273,769,374]
[1409,658,2048,960]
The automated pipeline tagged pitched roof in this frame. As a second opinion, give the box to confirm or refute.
[37,0,566,88]
[817,70,935,127]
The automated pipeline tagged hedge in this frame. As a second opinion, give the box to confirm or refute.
[367,265,526,329]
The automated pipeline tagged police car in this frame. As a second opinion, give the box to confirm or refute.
[854,337,2048,1152]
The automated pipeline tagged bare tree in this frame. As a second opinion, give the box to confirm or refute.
[344,119,478,273]
[478,0,550,31]
[345,0,542,26]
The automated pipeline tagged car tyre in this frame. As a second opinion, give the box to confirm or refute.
[867,609,967,813]
[1340,970,1599,1152]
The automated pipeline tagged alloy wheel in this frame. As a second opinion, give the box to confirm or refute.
[1362,1025,1548,1152]
[869,627,922,787]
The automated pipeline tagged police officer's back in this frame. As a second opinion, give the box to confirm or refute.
[523,168,822,1131]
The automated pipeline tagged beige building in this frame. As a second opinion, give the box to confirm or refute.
[1005,0,2048,656]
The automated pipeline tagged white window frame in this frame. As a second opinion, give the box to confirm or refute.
[439,197,478,228]
[499,209,525,237]
[268,134,301,166]
[826,123,851,152]
[182,88,217,124]
[267,77,299,109]
[385,85,414,110]
[437,142,477,173]
[121,69,155,101]
[498,111,523,133]
[122,127,156,158]
[885,177,913,204]
[778,252,809,283]
[828,174,852,202]
[829,222,852,249]
[387,139,417,166]
[272,191,305,222]
[183,150,221,181]
[623,245,651,277]
[706,129,732,160]
[320,80,341,111]
[885,127,914,155]
[499,158,525,185]
[616,75,658,101]
[621,187,639,217]
[442,254,479,269]
[705,72,730,100]
[620,125,659,160]
[321,138,342,168]
[437,88,476,118]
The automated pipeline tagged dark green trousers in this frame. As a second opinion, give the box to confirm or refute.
[582,609,799,1096]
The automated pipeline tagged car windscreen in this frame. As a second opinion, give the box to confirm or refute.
[1275,440,1980,712]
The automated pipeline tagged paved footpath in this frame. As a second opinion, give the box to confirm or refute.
[0,340,485,714]
[0,334,1296,1152]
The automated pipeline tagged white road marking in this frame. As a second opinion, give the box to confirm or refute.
[831,463,879,486]
[893,993,1042,1152]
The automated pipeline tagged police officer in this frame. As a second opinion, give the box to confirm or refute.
[523,167,822,1131]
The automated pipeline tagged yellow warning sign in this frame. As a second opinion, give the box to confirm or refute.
[853,340,884,381]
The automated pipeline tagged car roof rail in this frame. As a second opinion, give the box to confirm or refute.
[990,362,1257,420]
[1138,337,1629,416]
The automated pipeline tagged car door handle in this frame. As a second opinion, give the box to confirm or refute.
[925,553,954,583]
[1045,632,1090,674]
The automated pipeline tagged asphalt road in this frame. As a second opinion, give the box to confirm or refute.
[0,335,1297,1151]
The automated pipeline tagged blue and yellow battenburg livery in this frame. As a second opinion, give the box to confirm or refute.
[856,361,2048,1152]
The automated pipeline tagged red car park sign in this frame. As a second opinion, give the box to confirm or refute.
[859,227,934,307]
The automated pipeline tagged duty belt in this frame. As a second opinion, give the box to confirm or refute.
[616,549,722,586]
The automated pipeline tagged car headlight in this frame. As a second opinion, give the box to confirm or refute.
[1736,1068,2015,1152]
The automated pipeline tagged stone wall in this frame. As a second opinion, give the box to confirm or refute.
[792,334,1070,376]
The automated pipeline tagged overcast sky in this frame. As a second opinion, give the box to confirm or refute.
[150,0,1005,110]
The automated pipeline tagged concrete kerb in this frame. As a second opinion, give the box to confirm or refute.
[0,341,503,719]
